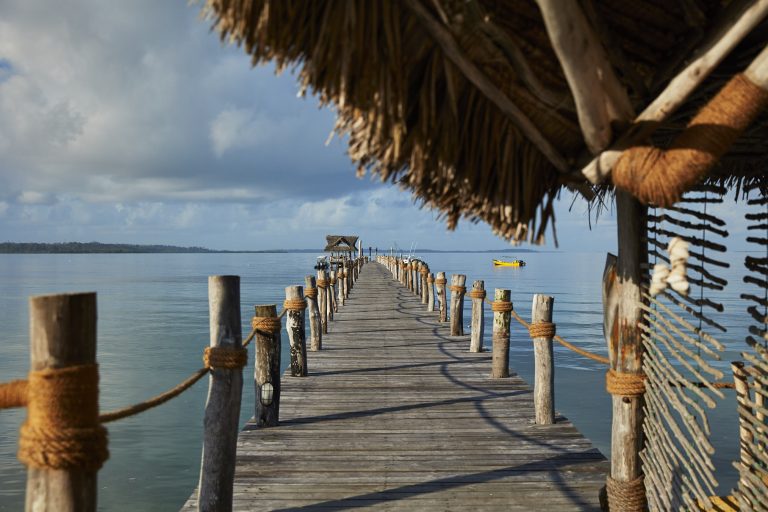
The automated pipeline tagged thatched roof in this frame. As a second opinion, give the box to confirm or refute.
[325,235,358,252]
[204,0,768,244]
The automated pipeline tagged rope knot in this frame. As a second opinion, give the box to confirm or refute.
[529,321,556,339]
[606,369,646,397]
[468,289,486,300]
[18,364,109,470]
[283,299,308,311]
[204,346,247,369]
[251,315,282,333]
[491,300,513,312]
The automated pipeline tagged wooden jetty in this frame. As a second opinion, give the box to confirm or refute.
[183,262,608,511]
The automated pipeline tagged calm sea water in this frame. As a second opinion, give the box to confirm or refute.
[0,251,749,510]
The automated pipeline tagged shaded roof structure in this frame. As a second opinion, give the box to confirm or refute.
[203,0,767,245]
[324,235,359,253]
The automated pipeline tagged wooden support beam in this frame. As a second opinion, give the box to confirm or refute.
[470,280,485,353]
[532,294,555,425]
[305,276,322,351]
[581,0,768,183]
[254,304,280,427]
[27,292,98,512]
[536,0,634,154]
[285,285,308,375]
[491,289,512,379]
[199,276,243,512]
[406,0,570,172]
[449,274,467,336]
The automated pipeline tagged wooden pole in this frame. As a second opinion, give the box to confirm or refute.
[329,271,338,314]
[254,304,280,427]
[421,267,429,305]
[199,276,243,512]
[436,272,448,323]
[326,271,335,321]
[285,285,308,374]
[427,273,435,312]
[317,270,328,335]
[732,362,753,475]
[305,276,322,351]
[338,266,346,306]
[605,191,647,509]
[449,274,467,336]
[532,294,555,425]
[27,292,98,512]
[491,289,511,378]
[469,280,485,353]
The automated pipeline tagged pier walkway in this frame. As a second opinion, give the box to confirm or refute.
[184,262,608,511]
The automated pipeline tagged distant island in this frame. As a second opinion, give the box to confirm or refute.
[0,242,539,254]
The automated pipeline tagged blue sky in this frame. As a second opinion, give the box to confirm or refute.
[0,1,749,253]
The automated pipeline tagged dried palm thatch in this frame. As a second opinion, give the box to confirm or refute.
[202,0,768,244]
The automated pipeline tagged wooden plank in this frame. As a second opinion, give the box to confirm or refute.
[183,263,607,511]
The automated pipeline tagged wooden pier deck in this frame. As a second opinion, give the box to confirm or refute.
[183,262,608,511]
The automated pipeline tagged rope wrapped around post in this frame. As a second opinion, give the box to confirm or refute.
[528,321,556,339]
[427,276,435,284]
[203,346,248,370]
[251,315,283,333]
[434,278,446,285]
[316,279,328,288]
[605,369,646,397]
[490,300,513,312]
[304,287,318,299]
[283,299,308,311]
[18,364,109,471]
[449,285,466,294]
[468,289,486,300]
[606,475,646,511]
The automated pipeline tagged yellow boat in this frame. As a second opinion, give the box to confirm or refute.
[493,259,526,267]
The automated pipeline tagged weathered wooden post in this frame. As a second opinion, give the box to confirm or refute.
[326,271,335,321]
[427,273,436,312]
[338,266,346,306]
[25,292,103,512]
[252,304,281,427]
[329,271,338,314]
[344,261,351,298]
[284,286,308,374]
[317,270,328,334]
[436,272,448,322]
[603,192,648,511]
[731,362,753,479]
[304,276,322,351]
[199,276,244,512]
[449,274,467,336]
[531,294,555,425]
[469,280,486,352]
[413,263,420,296]
[420,265,429,304]
[491,289,512,378]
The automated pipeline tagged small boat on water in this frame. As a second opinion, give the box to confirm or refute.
[493,259,526,267]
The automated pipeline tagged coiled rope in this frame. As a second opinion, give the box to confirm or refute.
[468,289,486,300]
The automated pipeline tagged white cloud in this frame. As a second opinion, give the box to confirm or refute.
[17,191,52,204]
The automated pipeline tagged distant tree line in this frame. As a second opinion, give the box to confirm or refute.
[0,242,215,254]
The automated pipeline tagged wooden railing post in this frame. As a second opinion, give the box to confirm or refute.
[732,362,753,475]
[449,274,467,336]
[199,276,243,512]
[254,304,280,427]
[604,191,647,511]
[532,294,555,425]
[436,272,448,323]
[27,292,99,512]
[469,280,485,352]
[329,271,338,314]
[326,271,335,321]
[491,289,511,378]
[338,266,346,306]
[317,270,328,334]
[427,273,436,312]
[304,275,322,351]
[413,263,420,296]
[285,285,309,373]
[420,265,429,305]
